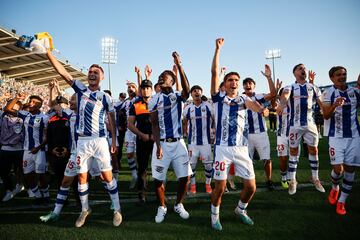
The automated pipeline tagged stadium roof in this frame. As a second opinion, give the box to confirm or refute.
[0,26,87,88]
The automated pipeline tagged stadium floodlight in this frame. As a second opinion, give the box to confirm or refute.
[265,49,281,82]
[101,37,118,92]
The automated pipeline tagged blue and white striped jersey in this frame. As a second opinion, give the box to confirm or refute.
[183,101,214,145]
[18,110,49,150]
[322,86,360,138]
[284,82,321,127]
[148,91,185,139]
[122,97,138,118]
[212,92,249,147]
[246,93,267,134]
[277,102,290,137]
[71,80,114,138]
[62,109,78,154]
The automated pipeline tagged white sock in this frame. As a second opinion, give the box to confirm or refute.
[106,179,121,212]
[53,186,70,215]
[78,183,89,212]
[338,171,355,203]
[237,200,248,213]
[308,154,319,180]
[211,204,220,223]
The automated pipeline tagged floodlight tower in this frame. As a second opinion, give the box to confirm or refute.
[265,49,281,82]
[101,37,118,92]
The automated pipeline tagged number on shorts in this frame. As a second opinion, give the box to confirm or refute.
[67,161,74,169]
[277,144,285,152]
[76,156,81,165]
[329,147,335,157]
[23,160,27,168]
[214,161,225,171]
[289,133,298,141]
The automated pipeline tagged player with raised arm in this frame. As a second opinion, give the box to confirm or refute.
[277,64,325,195]
[148,51,192,223]
[322,66,360,215]
[242,65,276,190]
[210,38,265,230]
[46,48,122,227]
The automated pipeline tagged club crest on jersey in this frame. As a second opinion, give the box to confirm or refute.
[202,108,206,112]
[349,93,354,98]
[170,95,177,101]
[97,96,102,101]
[35,118,41,123]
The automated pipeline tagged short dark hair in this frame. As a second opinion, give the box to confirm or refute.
[243,77,256,85]
[190,85,203,93]
[154,83,159,90]
[119,92,126,98]
[158,70,177,85]
[219,81,225,88]
[329,66,347,78]
[104,90,112,96]
[89,64,104,74]
[29,95,43,104]
[224,72,240,82]
[292,63,304,73]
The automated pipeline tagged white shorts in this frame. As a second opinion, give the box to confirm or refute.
[289,124,319,148]
[151,139,192,181]
[277,134,289,157]
[23,150,47,174]
[213,145,255,180]
[188,144,213,165]
[76,137,112,174]
[125,129,136,153]
[64,153,78,177]
[248,132,271,160]
[329,137,360,167]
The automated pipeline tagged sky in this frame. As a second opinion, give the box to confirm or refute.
[1,0,360,97]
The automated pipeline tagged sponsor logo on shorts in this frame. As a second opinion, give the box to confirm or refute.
[155,166,164,173]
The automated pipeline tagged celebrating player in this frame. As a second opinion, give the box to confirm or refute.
[322,66,360,215]
[277,64,325,195]
[148,51,192,223]
[46,49,122,227]
[210,38,265,230]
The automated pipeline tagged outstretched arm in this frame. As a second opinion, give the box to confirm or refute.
[4,92,26,115]
[172,52,190,100]
[135,66,142,97]
[173,64,182,92]
[46,49,74,86]
[145,65,152,80]
[261,64,276,101]
[211,38,224,96]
